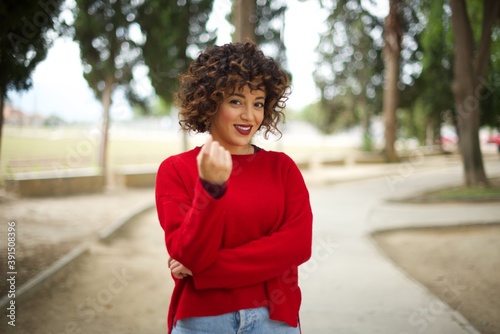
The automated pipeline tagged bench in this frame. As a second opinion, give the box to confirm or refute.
[4,168,104,197]
[114,164,158,188]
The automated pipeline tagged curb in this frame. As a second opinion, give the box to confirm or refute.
[0,200,155,308]
[0,243,89,308]
[302,157,466,188]
[98,201,156,241]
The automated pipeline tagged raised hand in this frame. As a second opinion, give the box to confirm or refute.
[196,135,232,184]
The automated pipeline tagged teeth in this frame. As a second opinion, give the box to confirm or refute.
[235,125,251,130]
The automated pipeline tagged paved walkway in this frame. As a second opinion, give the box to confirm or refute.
[299,155,500,334]
[1,152,499,333]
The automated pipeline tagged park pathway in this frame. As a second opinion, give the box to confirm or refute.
[299,160,500,333]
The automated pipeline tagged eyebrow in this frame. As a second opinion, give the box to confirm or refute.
[230,93,265,100]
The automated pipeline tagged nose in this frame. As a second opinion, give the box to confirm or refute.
[240,103,252,121]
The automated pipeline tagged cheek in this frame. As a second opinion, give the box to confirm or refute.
[257,111,265,124]
[222,112,237,123]
[214,108,235,126]
[220,108,238,123]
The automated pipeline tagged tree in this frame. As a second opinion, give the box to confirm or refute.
[73,0,144,183]
[314,0,384,147]
[137,0,216,107]
[232,0,288,65]
[486,25,500,130]
[449,0,500,187]
[0,0,65,158]
[137,0,216,152]
[382,0,403,162]
[481,28,500,129]
[231,0,289,144]
[415,0,454,148]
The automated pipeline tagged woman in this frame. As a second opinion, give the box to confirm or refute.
[155,42,313,334]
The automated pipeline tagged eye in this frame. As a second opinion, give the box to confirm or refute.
[254,101,265,108]
[229,99,242,105]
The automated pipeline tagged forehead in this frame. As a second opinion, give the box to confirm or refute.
[230,83,266,96]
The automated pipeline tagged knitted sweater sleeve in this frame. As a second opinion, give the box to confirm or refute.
[193,156,313,289]
[155,156,226,273]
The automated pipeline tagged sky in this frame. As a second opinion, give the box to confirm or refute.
[7,0,387,123]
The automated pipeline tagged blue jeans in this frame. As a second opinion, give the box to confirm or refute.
[171,307,300,334]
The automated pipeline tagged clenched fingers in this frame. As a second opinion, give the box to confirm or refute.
[197,135,232,184]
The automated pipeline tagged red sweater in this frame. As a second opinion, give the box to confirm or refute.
[155,146,313,333]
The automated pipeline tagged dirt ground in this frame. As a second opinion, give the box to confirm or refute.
[0,208,173,334]
[372,223,500,334]
[0,187,154,300]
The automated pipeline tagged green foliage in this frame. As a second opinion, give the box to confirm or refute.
[398,97,432,144]
[467,0,500,129]
[400,0,500,143]
[300,101,329,132]
[0,0,65,94]
[228,0,290,80]
[481,25,500,128]
[466,0,484,45]
[254,0,288,70]
[136,0,216,107]
[361,131,374,151]
[314,0,386,134]
[135,95,170,117]
[43,114,66,127]
[136,0,291,113]
[416,0,500,131]
[72,0,144,102]
[404,0,454,143]
[300,97,358,134]
[313,0,498,146]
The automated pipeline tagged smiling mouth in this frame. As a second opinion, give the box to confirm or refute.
[234,125,252,135]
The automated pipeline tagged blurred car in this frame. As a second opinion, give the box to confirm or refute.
[487,134,500,145]
[487,134,500,152]
[441,135,458,144]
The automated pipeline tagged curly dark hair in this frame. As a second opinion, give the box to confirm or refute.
[174,42,290,138]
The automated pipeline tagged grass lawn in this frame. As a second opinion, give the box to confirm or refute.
[426,185,500,201]
[1,124,358,176]
[0,126,182,184]
[388,176,500,203]
[416,177,500,202]
[0,124,346,186]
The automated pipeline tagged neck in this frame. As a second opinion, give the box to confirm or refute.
[231,144,254,155]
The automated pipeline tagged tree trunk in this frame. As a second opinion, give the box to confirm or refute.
[0,87,4,160]
[425,115,444,152]
[358,92,372,151]
[99,77,114,185]
[425,119,435,147]
[434,116,444,152]
[382,0,402,162]
[449,0,496,187]
[233,0,256,43]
